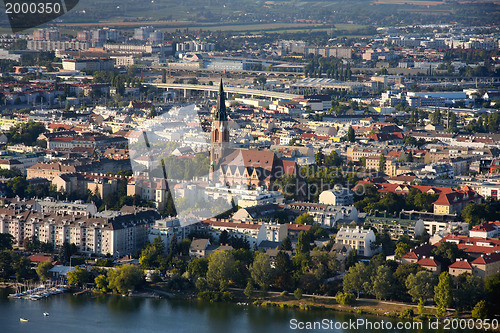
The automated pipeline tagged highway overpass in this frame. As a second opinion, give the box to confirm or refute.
[147,83,303,100]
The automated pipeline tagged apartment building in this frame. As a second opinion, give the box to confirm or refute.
[0,205,158,256]
[335,226,378,257]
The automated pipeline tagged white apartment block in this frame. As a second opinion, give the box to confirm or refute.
[336,226,378,257]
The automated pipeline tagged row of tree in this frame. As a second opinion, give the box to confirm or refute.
[354,185,439,214]
[342,260,498,318]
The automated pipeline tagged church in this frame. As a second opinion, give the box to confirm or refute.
[210,80,299,189]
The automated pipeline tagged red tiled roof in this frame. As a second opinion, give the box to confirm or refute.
[288,224,312,231]
[48,124,73,130]
[471,222,496,233]
[352,181,455,196]
[438,235,500,255]
[282,160,298,176]
[417,257,440,267]
[433,188,482,206]
[449,259,472,270]
[401,252,418,260]
[471,252,500,265]
[50,136,74,142]
[29,254,52,263]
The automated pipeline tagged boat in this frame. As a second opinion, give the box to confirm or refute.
[43,312,49,316]
[20,318,29,322]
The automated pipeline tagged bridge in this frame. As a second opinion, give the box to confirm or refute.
[147,83,302,100]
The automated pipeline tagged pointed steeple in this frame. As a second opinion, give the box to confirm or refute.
[215,78,228,121]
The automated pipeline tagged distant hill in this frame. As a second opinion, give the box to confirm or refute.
[1,0,498,31]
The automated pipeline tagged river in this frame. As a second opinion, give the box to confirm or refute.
[0,288,478,333]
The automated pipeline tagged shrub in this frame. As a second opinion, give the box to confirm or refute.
[400,308,414,319]
[294,288,303,300]
[336,292,355,306]
[472,300,488,319]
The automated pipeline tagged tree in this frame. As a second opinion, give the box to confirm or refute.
[378,153,386,173]
[315,150,324,166]
[376,232,396,256]
[325,150,342,167]
[395,242,412,259]
[0,233,14,250]
[347,126,355,142]
[254,76,267,87]
[405,271,437,303]
[273,251,294,291]
[336,291,355,305]
[67,267,89,288]
[188,257,209,278]
[448,112,458,132]
[431,108,441,124]
[294,287,303,300]
[244,280,254,298]
[0,251,15,279]
[371,265,393,300]
[296,231,311,254]
[168,235,178,256]
[343,262,370,298]
[485,273,500,314]
[219,230,229,245]
[454,273,485,310]
[107,264,144,294]
[295,213,314,225]
[311,251,339,282]
[471,300,488,319]
[345,250,358,269]
[95,274,108,293]
[278,237,292,251]
[149,105,157,118]
[13,256,31,282]
[432,242,466,268]
[36,260,53,282]
[250,252,273,291]
[206,251,236,291]
[461,203,490,225]
[58,241,75,265]
[6,176,29,197]
[164,190,177,217]
[139,235,165,268]
[434,272,453,317]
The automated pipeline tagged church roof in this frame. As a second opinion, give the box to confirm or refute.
[222,149,277,171]
[215,79,228,121]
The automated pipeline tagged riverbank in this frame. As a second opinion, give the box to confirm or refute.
[250,293,438,319]
[146,283,440,320]
[88,282,481,324]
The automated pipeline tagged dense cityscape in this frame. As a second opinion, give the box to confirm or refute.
[0,1,499,330]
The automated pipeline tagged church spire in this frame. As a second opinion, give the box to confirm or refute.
[215,78,227,121]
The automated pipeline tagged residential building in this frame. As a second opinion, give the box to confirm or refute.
[335,226,378,257]
[0,205,158,256]
[449,258,473,277]
[318,188,354,206]
[433,186,482,215]
[471,253,500,278]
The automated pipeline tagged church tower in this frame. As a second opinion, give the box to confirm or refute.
[210,79,229,176]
